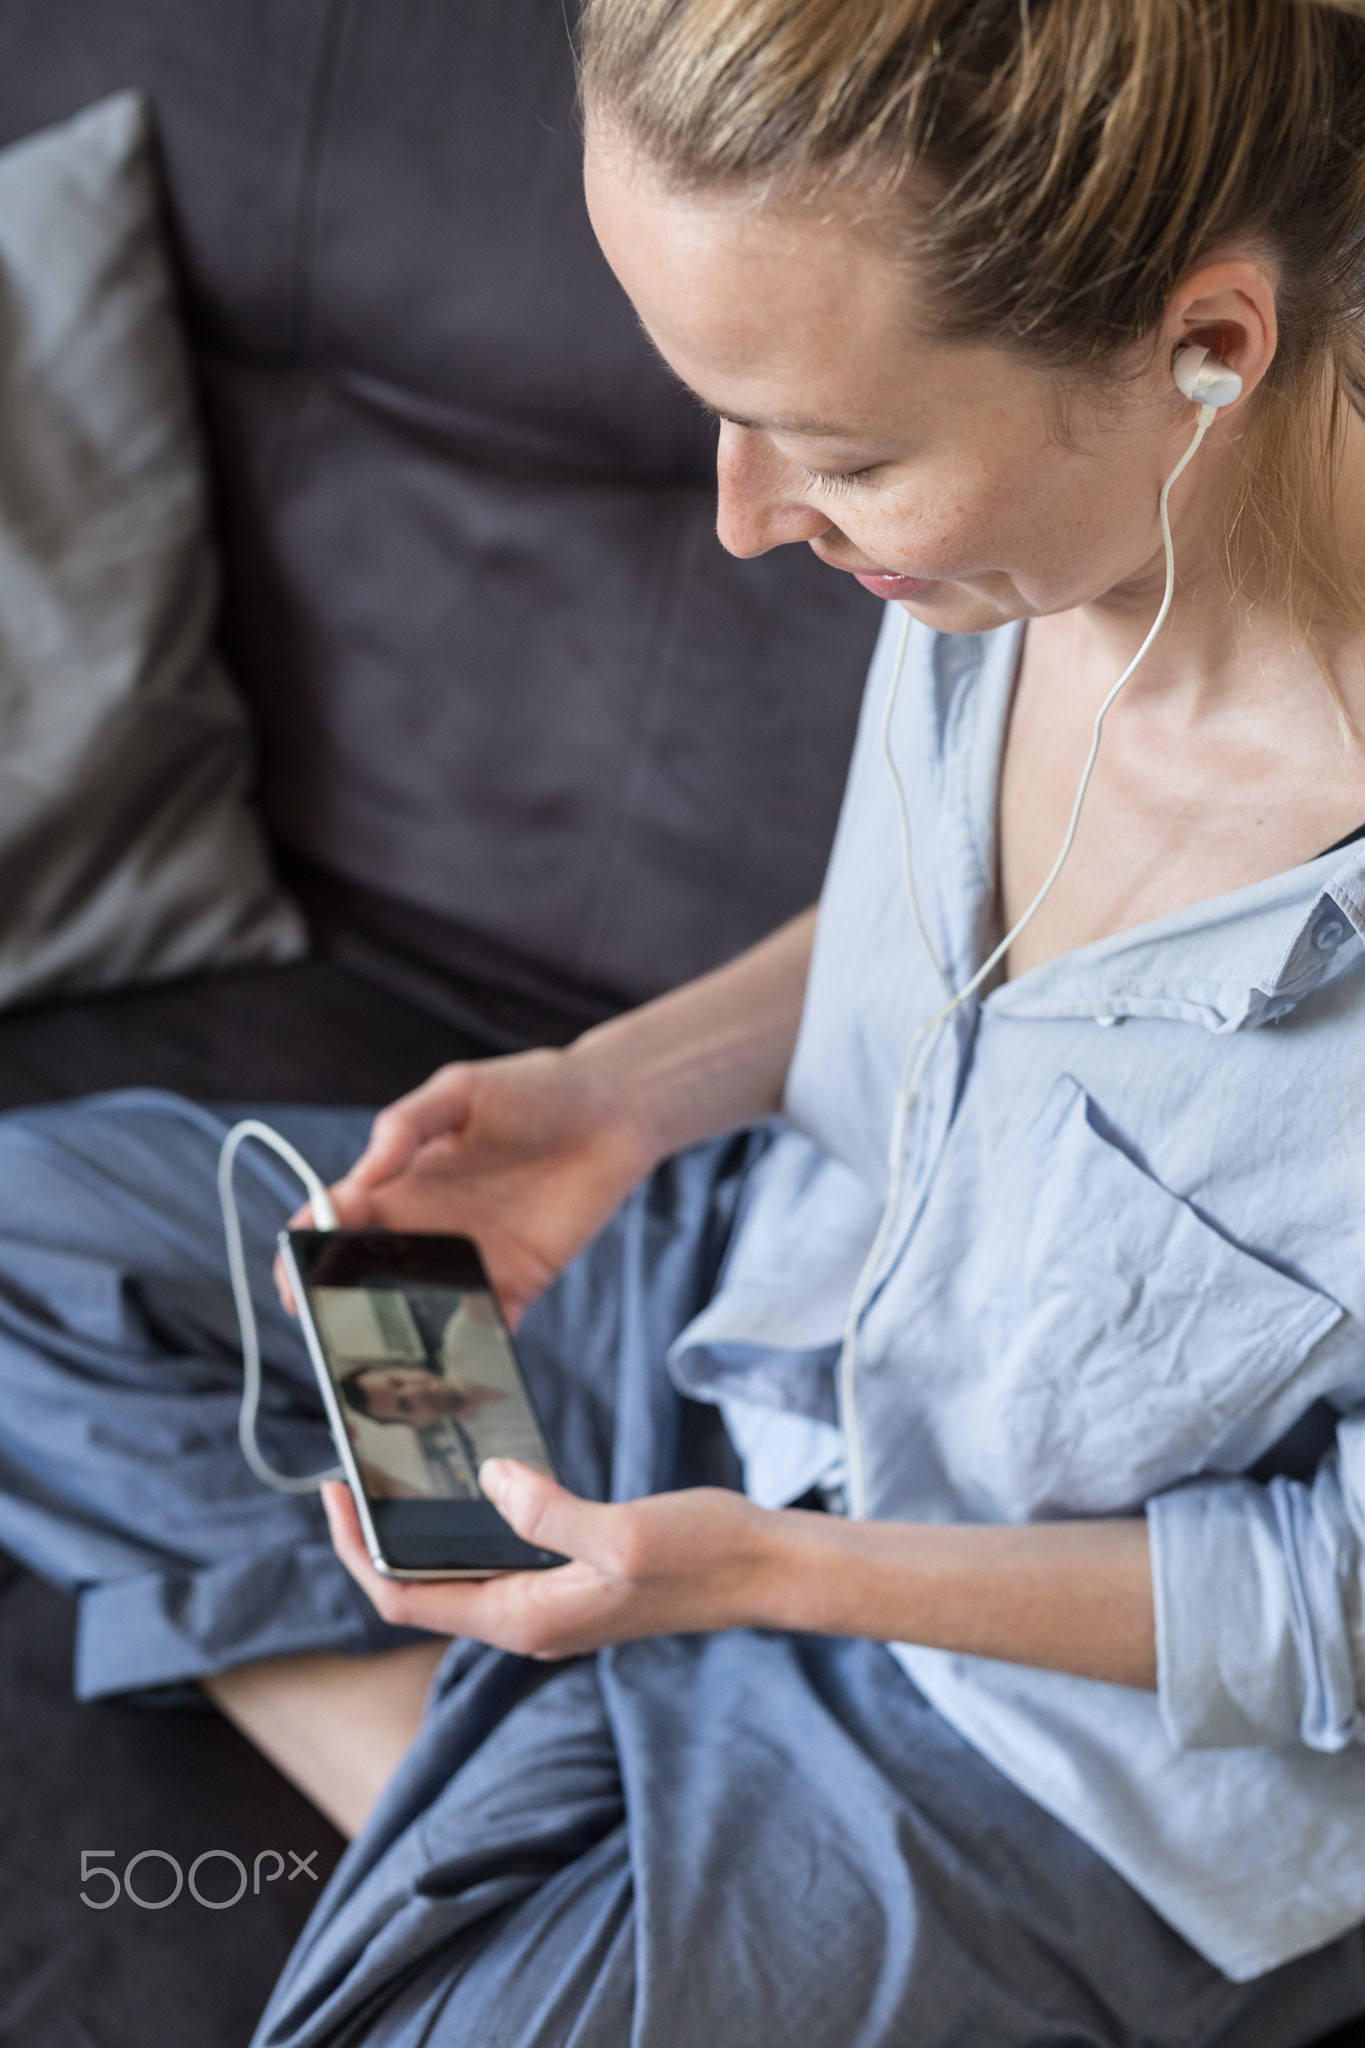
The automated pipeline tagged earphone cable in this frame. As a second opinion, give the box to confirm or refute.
[838,403,1216,1520]
[218,1119,344,1495]
[880,603,951,995]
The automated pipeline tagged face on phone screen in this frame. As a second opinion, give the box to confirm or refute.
[308,1281,553,1502]
[287,1232,563,1574]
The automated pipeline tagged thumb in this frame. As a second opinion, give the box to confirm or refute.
[479,1460,601,1562]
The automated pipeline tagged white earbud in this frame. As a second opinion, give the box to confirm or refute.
[1172,343,1243,409]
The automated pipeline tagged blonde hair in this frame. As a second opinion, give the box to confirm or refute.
[580,0,1365,640]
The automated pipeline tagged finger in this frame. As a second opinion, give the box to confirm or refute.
[272,1250,297,1316]
[321,1481,373,1580]
[274,1192,358,1316]
[342,1066,477,1190]
[321,1482,433,1618]
[478,1460,610,1564]
[322,1480,503,1635]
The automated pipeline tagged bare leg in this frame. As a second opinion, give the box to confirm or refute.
[204,1637,449,1838]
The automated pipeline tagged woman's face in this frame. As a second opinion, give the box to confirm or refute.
[354,1366,467,1428]
[584,129,1201,634]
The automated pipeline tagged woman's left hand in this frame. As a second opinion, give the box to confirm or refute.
[325,1465,1158,1685]
[321,1462,782,1658]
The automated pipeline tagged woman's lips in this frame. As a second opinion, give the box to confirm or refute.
[809,545,946,602]
[851,569,940,600]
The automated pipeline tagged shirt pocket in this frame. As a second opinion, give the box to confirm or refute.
[970,1074,1342,1518]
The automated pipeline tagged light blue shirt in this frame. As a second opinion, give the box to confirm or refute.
[670,606,1365,1982]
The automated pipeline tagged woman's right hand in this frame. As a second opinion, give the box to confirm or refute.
[276,911,816,1322]
[311,1046,654,1326]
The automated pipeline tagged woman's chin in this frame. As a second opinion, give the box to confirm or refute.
[893,583,1023,636]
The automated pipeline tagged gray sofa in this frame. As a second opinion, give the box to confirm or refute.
[0,0,881,1108]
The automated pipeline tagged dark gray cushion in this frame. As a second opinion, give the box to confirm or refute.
[0,91,307,1007]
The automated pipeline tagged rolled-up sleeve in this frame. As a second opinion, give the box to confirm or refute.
[1148,1413,1365,1751]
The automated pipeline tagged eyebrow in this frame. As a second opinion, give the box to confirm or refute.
[693,396,856,439]
[632,317,856,440]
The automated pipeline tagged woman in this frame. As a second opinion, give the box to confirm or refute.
[4,1,1365,2041]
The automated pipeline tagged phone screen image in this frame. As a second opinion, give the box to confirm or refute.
[286,1231,564,1576]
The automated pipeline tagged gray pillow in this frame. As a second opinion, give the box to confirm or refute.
[0,90,307,1008]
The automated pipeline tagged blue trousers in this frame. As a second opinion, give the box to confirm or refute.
[0,1090,1361,2048]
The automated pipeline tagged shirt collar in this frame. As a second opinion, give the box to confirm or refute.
[985,854,1365,1031]
[930,620,1365,1033]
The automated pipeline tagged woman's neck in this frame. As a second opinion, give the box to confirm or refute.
[1073,397,1365,731]
[997,406,1365,979]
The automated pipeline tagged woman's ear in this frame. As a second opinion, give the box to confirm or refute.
[1162,257,1278,410]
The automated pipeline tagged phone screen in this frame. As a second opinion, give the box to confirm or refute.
[286,1230,564,1575]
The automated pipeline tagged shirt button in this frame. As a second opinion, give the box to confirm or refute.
[1312,915,1349,953]
[1095,1014,1120,1028]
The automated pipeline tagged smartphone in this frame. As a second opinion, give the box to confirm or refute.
[282,1229,566,1579]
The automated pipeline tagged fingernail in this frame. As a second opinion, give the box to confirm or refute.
[478,1458,507,1493]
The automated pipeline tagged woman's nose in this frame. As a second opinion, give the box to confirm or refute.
[715,423,832,559]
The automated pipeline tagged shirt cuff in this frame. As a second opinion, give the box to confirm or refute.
[1148,1476,1356,1751]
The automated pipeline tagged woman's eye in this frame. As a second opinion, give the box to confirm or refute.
[799,465,874,495]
